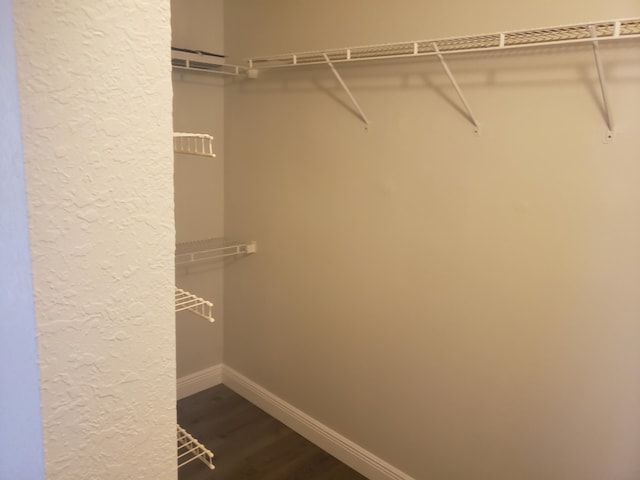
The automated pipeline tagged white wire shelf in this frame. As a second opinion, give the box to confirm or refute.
[173,132,216,158]
[248,17,640,68]
[247,17,639,135]
[175,287,214,323]
[177,424,215,471]
[172,48,247,76]
[176,238,257,267]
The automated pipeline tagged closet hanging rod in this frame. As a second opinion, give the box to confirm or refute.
[247,17,640,69]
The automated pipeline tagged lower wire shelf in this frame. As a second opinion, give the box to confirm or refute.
[173,132,216,158]
[175,287,215,322]
[177,424,215,471]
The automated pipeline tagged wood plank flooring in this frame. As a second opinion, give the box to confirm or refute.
[177,384,368,480]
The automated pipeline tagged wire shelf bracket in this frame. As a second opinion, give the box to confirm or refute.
[176,238,257,267]
[177,424,215,471]
[589,25,614,141]
[175,287,215,322]
[323,53,370,128]
[432,42,480,134]
[173,133,216,158]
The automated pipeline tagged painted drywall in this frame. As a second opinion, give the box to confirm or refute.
[12,2,177,478]
[0,0,46,477]
[224,1,640,479]
[172,0,226,377]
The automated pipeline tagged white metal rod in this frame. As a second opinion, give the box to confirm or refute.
[589,26,614,132]
[177,448,213,469]
[178,444,201,459]
[172,64,243,76]
[190,309,215,323]
[175,299,207,310]
[178,455,202,468]
[175,299,211,310]
[432,43,480,131]
[194,250,244,261]
[322,53,370,126]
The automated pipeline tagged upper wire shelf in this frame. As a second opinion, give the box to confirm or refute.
[177,424,215,471]
[175,287,214,322]
[173,133,216,158]
[247,18,640,68]
[246,17,639,136]
[176,238,257,267]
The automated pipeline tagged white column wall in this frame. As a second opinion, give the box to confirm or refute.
[13,2,177,478]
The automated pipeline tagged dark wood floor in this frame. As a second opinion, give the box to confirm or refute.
[177,384,368,480]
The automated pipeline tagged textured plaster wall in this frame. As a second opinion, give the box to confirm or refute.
[172,0,225,377]
[224,1,640,479]
[0,0,46,477]
[13,2,177,479]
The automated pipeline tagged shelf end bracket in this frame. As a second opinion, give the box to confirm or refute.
[432,43,480,134]
[323,53,370,127]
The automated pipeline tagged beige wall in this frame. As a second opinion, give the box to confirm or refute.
[172,0,226,377]
[13,2,177,478]
[224,1,640,479]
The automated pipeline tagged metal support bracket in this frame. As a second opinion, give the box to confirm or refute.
[432,43,480,134]
[323,53,370,128]
[589,24,614,141]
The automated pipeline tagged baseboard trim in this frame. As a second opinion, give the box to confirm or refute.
[222,365,414,480]
[177,364,223,400]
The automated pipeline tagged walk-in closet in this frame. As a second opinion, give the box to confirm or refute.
[3,1,640,479]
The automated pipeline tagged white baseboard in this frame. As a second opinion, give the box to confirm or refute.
[177,364,223,400]
[222,365,414,480]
